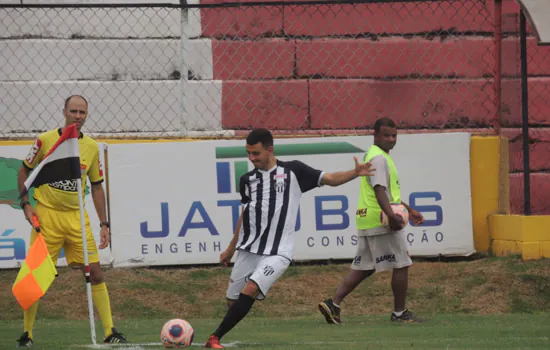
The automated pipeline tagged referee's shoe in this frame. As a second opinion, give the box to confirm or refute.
[104,328,129,343]
[16,332,33,347]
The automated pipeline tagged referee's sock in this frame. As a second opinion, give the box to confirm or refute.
[24,301,39,339]
[92,283,114,337]
[213,293,255,339]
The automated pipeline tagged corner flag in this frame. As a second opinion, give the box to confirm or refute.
[12,229,57,310]
[20,123,81,198]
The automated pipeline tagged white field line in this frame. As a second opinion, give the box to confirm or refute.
[76,337,549,348]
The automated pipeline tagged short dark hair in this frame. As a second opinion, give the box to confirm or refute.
[246,128,273,149]
[374,117,396,133]
[64,95,88,110]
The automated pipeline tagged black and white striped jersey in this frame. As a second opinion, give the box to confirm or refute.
[236,160,325,260]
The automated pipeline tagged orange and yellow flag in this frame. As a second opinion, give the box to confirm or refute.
[12,232,57,310]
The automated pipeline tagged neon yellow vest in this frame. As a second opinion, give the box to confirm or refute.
[355,145,401,230]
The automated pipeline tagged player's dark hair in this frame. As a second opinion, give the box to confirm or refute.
[374,117,396,133]
[64,95,88,110]
[246,128,274,149]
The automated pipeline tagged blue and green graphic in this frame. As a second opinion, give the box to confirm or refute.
[0,157,36,209]
[215,142,365,194]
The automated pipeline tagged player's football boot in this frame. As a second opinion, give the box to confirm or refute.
[204,334,224,348]
[16,331,33,347]
[104,327,129,343]
[318,298,343,324]
[391,309,423,323]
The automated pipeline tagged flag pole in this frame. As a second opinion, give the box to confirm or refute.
[76,166,97,345]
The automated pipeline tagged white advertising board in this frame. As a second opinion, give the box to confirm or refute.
[108,133,474,268]
[0,143,112,269]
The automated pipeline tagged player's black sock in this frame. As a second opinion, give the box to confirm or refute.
[213,293,255,338]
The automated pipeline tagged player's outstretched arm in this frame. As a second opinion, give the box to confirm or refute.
[321,157,375,187]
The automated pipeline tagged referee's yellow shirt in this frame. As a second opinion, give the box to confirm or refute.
[23,128,104,211]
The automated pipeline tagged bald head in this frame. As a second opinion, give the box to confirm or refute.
[63,95,88,131]
[64,95,88,109]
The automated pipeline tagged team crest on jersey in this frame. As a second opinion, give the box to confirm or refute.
[275,177,286,193]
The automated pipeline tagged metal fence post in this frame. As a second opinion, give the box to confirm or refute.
[180,0,189,137]
[520,10,531,215]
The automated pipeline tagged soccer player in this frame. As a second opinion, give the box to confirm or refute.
[16,95,128,347]
[204,128,376,348]
[318,117,425,325]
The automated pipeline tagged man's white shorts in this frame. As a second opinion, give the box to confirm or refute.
[351,230,412,273]
[226,250,290,300]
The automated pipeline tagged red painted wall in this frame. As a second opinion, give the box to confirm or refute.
[202,0,550,214]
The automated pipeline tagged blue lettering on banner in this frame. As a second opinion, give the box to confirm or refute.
[405,192,444,246]
[315,195,349,230]
[140,202,223,238]
[179,201,219,237]
[138,191,443,255]
[0,229,26,261]
[409,191,443,226]
[141,241,222,255]
[406,231,445,246]
[304,191,443,250]
[140,202,170,238]
[306,235,358,248]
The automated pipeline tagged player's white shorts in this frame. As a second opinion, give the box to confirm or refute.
[226,250,290,300]
[352,230,412,273]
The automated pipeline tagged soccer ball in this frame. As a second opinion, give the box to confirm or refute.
[381,204,409,230]
[160,319,194,348]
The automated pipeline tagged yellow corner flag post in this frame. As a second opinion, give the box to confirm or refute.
[12,216,57,311]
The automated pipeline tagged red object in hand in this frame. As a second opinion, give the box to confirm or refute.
[32,215,41,232]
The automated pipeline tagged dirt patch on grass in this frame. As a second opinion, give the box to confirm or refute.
[1,256,549,320]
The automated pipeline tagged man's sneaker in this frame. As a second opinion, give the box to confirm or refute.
[16,331,33,347]
[318,298,343,324]
[391,309,423,323]
[104,328,129,344]
[205,334,224,349]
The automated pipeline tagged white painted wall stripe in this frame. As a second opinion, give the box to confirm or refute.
[0,80,221,134]
[1,40,181,81]
[1,8,180,39]
[0,1,220,136]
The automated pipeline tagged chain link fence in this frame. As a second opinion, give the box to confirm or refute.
[499,1,550,215]
[0,0,497,140]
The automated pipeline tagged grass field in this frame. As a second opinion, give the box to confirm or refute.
[1,315,549,349]
[1,255,550,349]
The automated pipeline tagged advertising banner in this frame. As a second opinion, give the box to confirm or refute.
[108,133,474,267]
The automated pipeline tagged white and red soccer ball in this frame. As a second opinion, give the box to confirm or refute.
[160,319,194,348]
[381,204,409,230]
